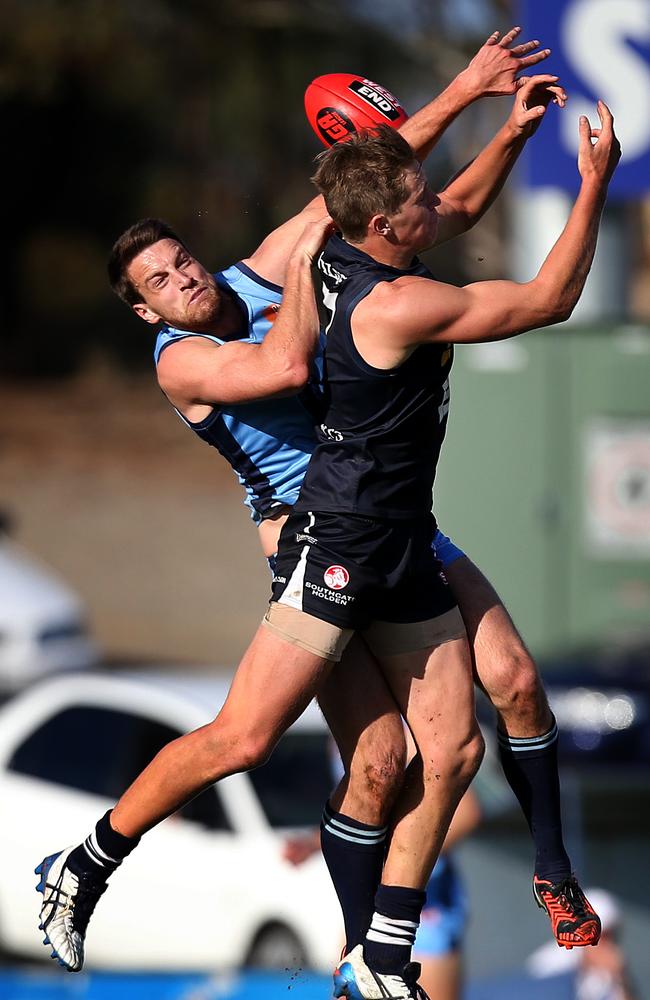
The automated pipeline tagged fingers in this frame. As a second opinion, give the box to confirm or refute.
[518,48,552,68]
[499,25,522,47]
[578,114,592,148]
[485,29,500,46]
[550,92,567,108]
[597,99,614,130]
[516,73,559,94]
[520,73,560,86]
[533,83,567,107]
[546,85,567,107]
[516,75,567,108]
[528,107,547,120]
[511,39,541,56]
[300,216,335,258]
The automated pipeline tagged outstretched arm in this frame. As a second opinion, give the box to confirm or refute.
[402,25,551,161]
[251,27,550,285]
[355,104,620,355]
[434,74,567,244]
[157,215,333,409]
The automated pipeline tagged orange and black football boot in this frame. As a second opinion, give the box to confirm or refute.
[533,874,601,949]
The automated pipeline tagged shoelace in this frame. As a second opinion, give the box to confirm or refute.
[377,964,430,1000]
[369,969,420,1000]
[402,970,429,1000]
[42,875,73,931]
[550,877,591,919]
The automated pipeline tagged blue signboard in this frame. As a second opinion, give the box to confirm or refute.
[519,0,650,198]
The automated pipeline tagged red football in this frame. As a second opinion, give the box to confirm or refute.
[304,72,409,147]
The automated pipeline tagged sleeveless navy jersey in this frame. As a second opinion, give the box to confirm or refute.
[295,235,453,520]
[154,262,323,524]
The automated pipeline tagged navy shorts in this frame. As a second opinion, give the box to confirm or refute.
[270,509,457,630]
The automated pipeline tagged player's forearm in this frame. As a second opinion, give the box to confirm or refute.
[530,179,607,324]
[400,73,479,162]
[259,250,319,388]
[440,121,526,230]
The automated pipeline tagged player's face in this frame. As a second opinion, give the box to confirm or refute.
[388,163,440,252]
[128,239,222,330]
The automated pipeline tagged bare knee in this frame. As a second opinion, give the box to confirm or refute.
[358,744,406,800]
[454,726,485,790]
[345,726,407,822]
[483,646,550,729]
[199,718,276,779]
[423,725,484,793]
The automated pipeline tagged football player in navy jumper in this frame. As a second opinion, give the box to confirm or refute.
[35,30,615,1000]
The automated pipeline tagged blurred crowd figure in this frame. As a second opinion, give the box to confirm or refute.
[527,888,639,1000]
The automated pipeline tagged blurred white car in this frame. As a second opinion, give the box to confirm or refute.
[0,527,97,693]
[0,671,342,971]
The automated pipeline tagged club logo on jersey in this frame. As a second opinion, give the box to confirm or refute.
[324,564,349,590]
[316,107,356,145]
[317,257,345,286]
[262,304,280,325]
[348,80,402,121]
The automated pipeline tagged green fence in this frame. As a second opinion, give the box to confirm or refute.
[435,324,650,657]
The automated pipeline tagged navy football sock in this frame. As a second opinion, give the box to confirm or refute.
[498,718,571,883]
[320,802,387,952]
[364,884,426,974]
[67,810,140,881]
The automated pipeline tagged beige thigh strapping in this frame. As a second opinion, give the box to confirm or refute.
[263,602,354,662]
[362,606,467,657]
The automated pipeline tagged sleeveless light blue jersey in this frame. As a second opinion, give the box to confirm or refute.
[153,258,466,567]
[154,261,321,524]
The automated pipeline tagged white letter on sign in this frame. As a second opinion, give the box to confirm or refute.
[560,0,650,160]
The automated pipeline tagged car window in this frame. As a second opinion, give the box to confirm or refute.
[8,704,231,831]
[248,730,333,827]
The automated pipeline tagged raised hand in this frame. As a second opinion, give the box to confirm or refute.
[293,214,336,263]
[462,26,552,98]
[508,74,568,137]
[577,101,621,188]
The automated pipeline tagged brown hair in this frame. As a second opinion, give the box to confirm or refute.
[108,218,186,305]
[312,125,416,242]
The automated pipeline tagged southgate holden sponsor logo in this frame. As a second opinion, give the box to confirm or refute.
[324,565,349,590]
[306,581,355,606]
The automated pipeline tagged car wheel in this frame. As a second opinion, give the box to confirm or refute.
[245,922,308,970]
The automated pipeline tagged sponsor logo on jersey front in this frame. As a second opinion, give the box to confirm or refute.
[324,564,349,590]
